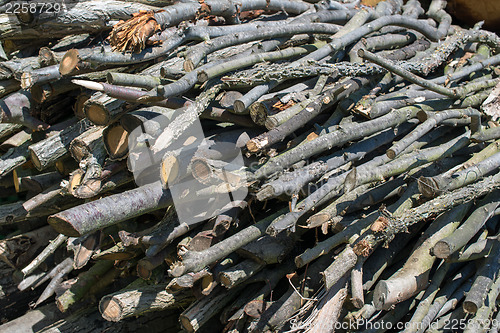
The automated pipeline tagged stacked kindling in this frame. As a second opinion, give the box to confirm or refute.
[1,0,500,332]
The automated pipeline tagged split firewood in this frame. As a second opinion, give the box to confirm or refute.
[1,0,500,331]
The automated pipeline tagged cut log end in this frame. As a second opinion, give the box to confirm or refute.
[136,261,153,280]
[417,110,430,122]
[219,91,243,109]
[74,94,90,119]
[103,123,129,160]
[60,49,80,76]
[372,280,389,310]
[244,300,269,319]
[69,140,88,162]
[191,159,212,183]
[20,72,33,90]
[68,169,85,195]
[463,301,479,314]
[351,297,365,309]
[30,84,49,104]
[249,103,268,126]
[161,155,180,186]
[55,298,66,313]
[28,148,43,171]
[233,100,247,114]
[219,274,232,288]
[386,149,396,159]
[74,233,98,269]
[105,72,115,84]
[432,240,452,259]
[17,11,34,25]
[180,314,196,333]
[246,140,260,153]
[84,101,110,126]
[343,168,358,193]
[39,47,57,66]
[47,215,81,237]
[264,117,279,130]
[99,297,123,322]
[12,169,22,193]
[200,275,215,295]
[197,71,209,83]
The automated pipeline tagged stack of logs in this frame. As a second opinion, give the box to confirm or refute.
[0,0,500,332]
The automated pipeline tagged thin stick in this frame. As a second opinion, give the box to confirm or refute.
[358,49,458,98]
[21,234,68,277]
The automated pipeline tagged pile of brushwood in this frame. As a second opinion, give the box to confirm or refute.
[1,0,500,332]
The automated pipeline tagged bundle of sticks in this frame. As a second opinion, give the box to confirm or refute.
[1,0,500,332]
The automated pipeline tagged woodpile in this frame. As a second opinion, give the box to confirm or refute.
[0,0,500,332]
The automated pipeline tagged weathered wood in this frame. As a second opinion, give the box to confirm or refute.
[20,234,68,277]
[56,260,114,312]
[0,0,155,40]
[100,284,192,322]
[218,259,265,289]
[102,122,129,160]
[463,242,500,314]
[0,90,48,129]
[308,276,348,333]
[15,171,63,194]
[433,191,500,259]
[322,245,357,290]
[180,285,244,332]
[373,203,472,310]
[0,225,57,269]
[28,119,93,170]
[69,126,106,163]
[48,181,172,236]
[0,2,499,331]
[169,208,287,277]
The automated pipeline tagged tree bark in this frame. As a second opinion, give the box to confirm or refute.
[169,207,287,277]
[48,181,172,236]
[180,285,244,332]
[0,0,155,40]
[433,191,500,259]
[28,119,93,170]
[100,284,192,322]
[372,202,472,310]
